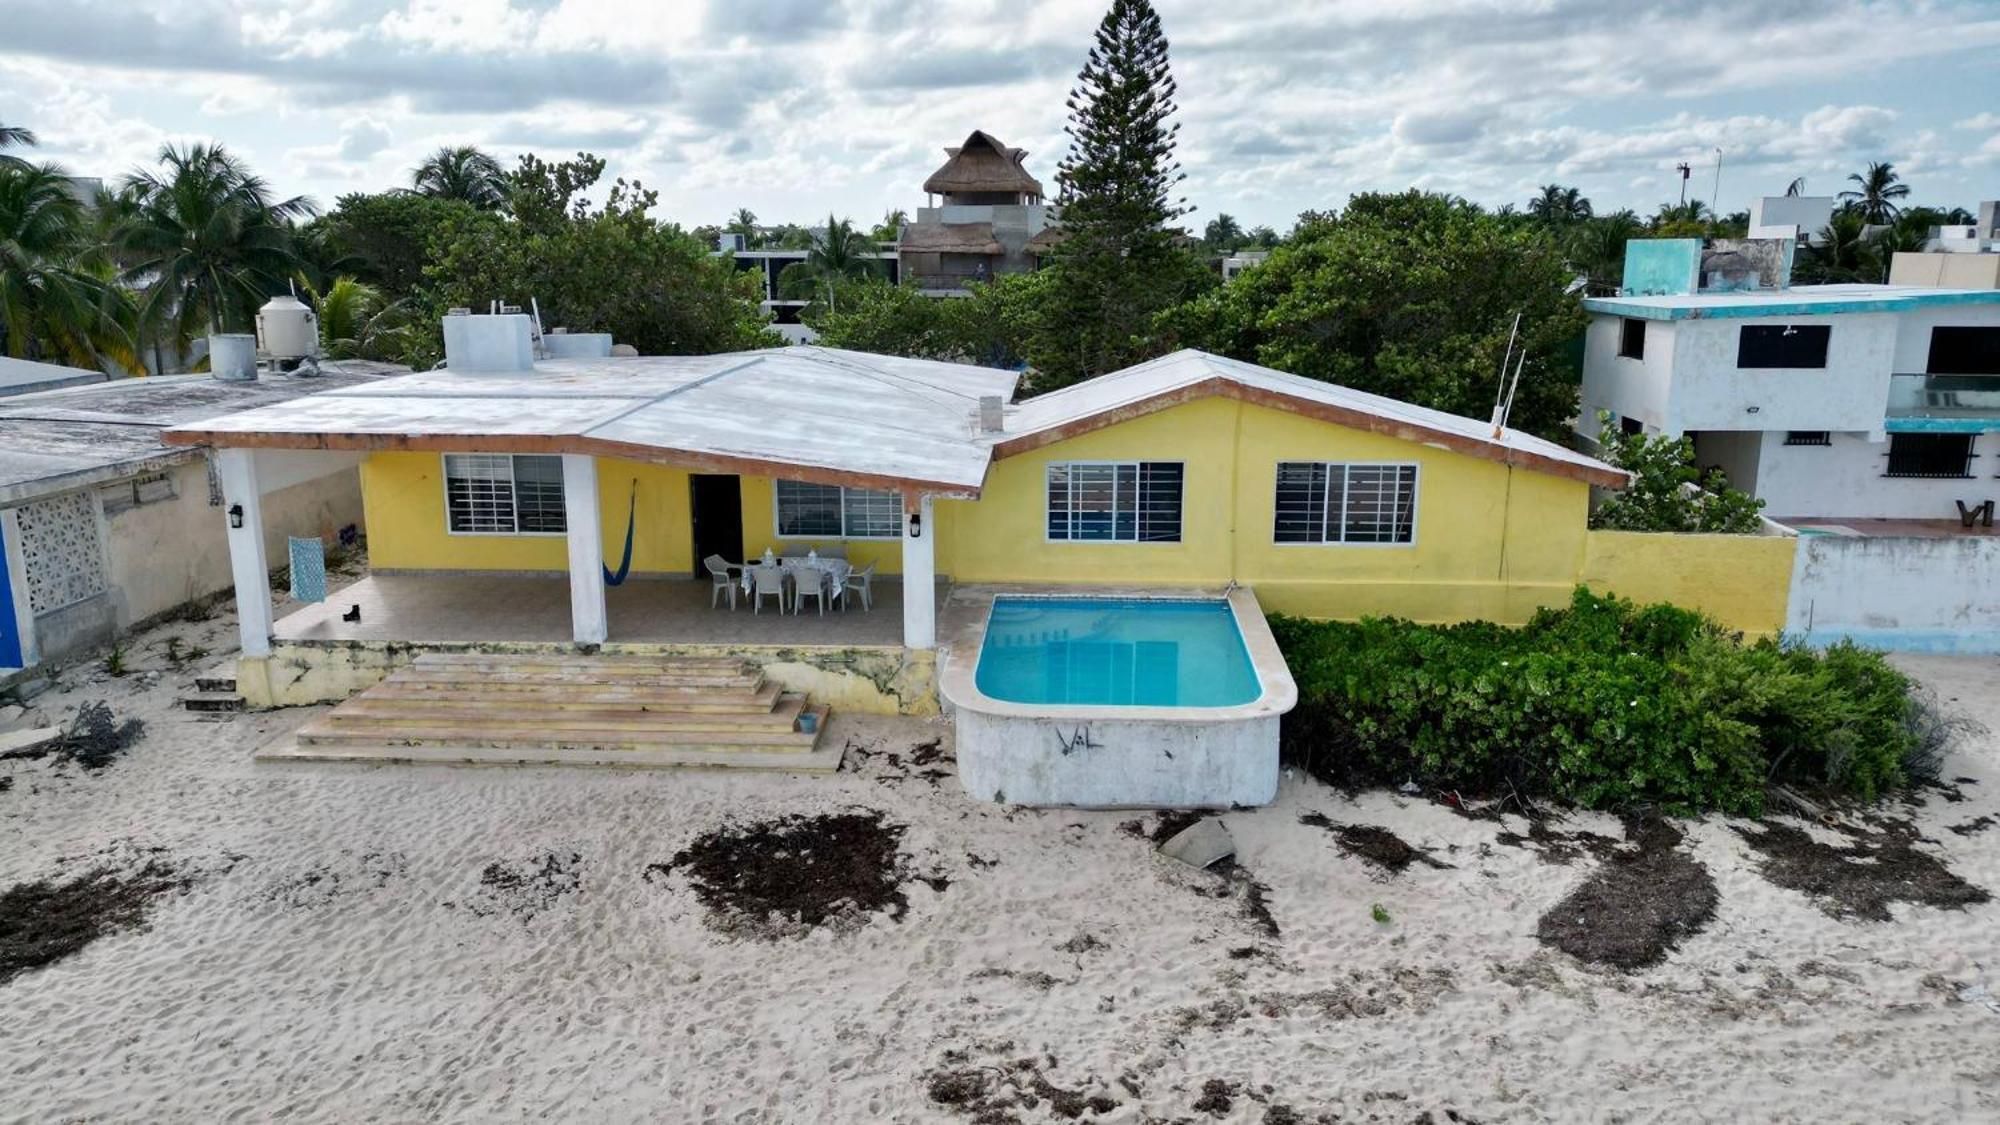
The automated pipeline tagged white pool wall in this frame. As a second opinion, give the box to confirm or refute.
[937,585,1297,809]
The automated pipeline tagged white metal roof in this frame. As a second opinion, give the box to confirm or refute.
[164,347,1023,495]
[989,350,1624,487]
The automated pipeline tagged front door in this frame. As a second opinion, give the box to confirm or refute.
[689,474,744,569]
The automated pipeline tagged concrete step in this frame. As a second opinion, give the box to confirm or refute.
[410,652,752,675]
[182,692,246,713]
[324,694,807,733]
[385,667,765,690]
[359,680,782,713]
[294,717,825,754]
[194,676,238,694]
[257,736,844,773]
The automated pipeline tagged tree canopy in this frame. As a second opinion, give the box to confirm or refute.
[1159,191,1587,441]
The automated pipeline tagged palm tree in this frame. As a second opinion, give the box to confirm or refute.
[0,123,36,169]
[114,143,315,349]
[306,275,413,360]
[872,208,907,245]
[777,214,881,310]
[0,162,141,369]
[1838,161,1909,225]
[1202,212,1244,250]
[411,145,507,209]
[1567,210,1642,294]
[727,207,759,248]
[1794,212,1885,284]
[1527,184,1593,225]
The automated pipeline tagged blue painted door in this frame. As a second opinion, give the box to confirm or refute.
[0,521,22,668]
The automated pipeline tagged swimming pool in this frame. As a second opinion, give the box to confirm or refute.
[975,597,1260,707]
[939,589,1297,809]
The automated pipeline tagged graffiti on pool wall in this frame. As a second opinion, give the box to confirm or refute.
[1053,724,1101,756]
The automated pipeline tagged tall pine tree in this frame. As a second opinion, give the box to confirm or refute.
[1032,0,1210,392]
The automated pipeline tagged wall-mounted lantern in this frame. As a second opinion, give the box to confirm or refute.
[907,510,922,539]
[228,503,244,529]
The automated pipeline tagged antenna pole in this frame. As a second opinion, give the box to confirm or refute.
[1711,147,1723,215]
[1490,312,1522,436]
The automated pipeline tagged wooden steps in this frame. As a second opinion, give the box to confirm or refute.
[262,652,837,771]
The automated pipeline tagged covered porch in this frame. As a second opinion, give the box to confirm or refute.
[273,571,940,647]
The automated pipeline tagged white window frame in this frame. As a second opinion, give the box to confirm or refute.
[440,453,568,537]
[771,480,905,541]
[1043,460,1186,545]
[1271,461,1421,548]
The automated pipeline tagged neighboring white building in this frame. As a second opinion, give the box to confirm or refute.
[1580,239,2000,522]
[721,246,900,344]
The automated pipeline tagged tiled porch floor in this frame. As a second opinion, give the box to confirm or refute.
[273,573,930,646]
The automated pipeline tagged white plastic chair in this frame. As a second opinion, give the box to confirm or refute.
[792,565,829,615]
[704,554,739,610]
[842,561,876,612]
[750,565,787,614]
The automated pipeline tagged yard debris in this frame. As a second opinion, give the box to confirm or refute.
[649,810,932,939]
[1159,817,1236,870]
[0,702,145,771]
[1536,812,1718,970]
[1299,812,1452,875]
[1492,818,1621,866]
[1735,818,1989,921]
[0,859,190,985]
[923,1047,1121,1122]
[470,851,583,921]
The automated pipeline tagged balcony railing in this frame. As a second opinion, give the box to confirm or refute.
[1886,372,2000,422]
[905,273,986,291]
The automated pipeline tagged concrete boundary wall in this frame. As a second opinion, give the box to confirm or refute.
[1786,535,2000,654]
[1580,529,1797,637]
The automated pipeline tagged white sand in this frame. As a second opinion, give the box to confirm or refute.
[3,608,1999,1122]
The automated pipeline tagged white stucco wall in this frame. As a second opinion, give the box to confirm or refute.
[1891,304,2000,373]
[1787,534,2000,653]
[1748,431,1995,520]
[1579,315,1677,439]
[103,458,364,630]
[1662,314,1898,434]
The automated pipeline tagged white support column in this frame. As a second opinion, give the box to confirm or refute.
[562,454,608,646]
[217,448,273,658]
[901,494,936,650]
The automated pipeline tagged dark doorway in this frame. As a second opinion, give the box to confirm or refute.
[689,475,743,568]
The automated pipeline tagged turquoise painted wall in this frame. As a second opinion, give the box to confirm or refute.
[1621,239,1702,296]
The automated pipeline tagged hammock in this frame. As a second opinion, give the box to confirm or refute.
[603,482,636,587]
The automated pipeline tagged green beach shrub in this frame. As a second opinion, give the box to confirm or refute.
[1271,588,1927,814]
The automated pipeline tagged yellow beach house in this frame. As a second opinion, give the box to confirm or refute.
[156,311,1787,804]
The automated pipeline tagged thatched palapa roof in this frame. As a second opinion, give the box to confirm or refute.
[899,221,1003,255]
[1024,227,1068,255]
[922,130,1044,198]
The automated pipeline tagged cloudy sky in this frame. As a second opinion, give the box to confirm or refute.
[2,0,1996,231]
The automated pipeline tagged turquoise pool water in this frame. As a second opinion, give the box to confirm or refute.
[974,597,1260,707]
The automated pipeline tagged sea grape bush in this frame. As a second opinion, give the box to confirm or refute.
[1271,588,1929,814]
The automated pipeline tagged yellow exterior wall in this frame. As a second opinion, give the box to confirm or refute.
[362,453,906,575]
[362,453,696,573]
[934,397,1594,625]
[1581,530,1797,637]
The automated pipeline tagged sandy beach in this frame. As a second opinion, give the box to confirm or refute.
[3,603,1998,1123]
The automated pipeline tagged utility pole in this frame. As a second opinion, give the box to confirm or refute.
[1676,162,1692,205]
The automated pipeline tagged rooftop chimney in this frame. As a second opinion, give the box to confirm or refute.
[978,395,1006,434]
[442,312,536,373]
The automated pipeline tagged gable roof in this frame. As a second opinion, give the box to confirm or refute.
[922,130,1044,198]
[161,348,1021,498]
[986,350,1626,489]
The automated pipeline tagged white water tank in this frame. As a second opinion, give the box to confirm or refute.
[257,295,318,361]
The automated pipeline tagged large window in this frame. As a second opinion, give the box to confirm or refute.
[1274,462,1418,545]
[443,453,566,534]
[1884,433,1975,479]
[1926,327,2000,376]
[1045,461,1184,542]
[1618,317,1646,360]
[1737,324,1831,368]
[774,480,904,539]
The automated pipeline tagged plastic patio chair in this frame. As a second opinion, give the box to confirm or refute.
[750,565,787,614]
[704,554,739,610]
[842,561,876,612]
[793,566,830,615]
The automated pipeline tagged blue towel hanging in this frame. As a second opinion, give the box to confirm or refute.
[289,536,327,603]
[603,482,636,587]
